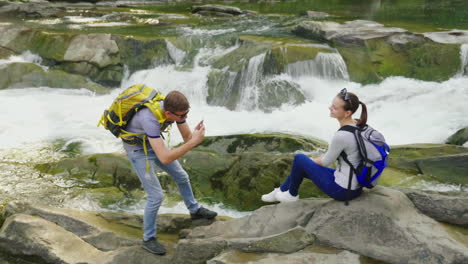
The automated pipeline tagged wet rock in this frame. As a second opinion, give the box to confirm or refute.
[0,62,108,93]
[398,188,468,227]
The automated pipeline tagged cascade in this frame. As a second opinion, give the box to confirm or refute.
[460,44,468,76]
[237,53,266,110]
[285,52,349,80]
[165,40,186,65]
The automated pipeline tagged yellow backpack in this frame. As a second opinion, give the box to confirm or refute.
[98,84,170,145]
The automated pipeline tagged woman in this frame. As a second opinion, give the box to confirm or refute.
[262,88,367,203]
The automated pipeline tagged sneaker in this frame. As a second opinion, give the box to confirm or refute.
[191,207,217,220]
[142,237,166,255]
[275,190,299,203]
[261,188,280,202]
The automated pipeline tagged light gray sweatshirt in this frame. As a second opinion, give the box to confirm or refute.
[321,125,361,190]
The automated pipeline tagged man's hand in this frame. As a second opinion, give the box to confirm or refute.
[191,120,205,145]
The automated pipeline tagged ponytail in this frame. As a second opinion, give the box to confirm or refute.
[356,101,368,127]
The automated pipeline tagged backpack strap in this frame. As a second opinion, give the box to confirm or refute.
[340,151,355,206]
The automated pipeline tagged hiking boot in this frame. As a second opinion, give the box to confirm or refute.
[191,207,217,220]
[142,237,166,255]
[275,190,299,203]
[261,188,280,203]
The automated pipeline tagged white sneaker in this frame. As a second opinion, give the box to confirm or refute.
[261,188,280,203]
[275,190,299,203]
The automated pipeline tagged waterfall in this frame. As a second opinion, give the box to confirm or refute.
[285,52,349,80]
[460,44,468,76]
[165,40,186,65]
[237,53,266,110]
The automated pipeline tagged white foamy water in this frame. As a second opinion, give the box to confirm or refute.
[1,45,467,216]
[0,51,45,68]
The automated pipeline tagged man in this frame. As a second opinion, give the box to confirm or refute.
[124,90,217,255]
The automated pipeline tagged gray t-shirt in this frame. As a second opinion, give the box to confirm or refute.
[122,106,173,152]
[321,125,361,190]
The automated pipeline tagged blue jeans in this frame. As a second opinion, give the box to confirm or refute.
[280,154,362,201]
[126,148,199,241]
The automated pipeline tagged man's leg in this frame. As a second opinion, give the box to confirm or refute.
[154,158,217,219]
[153,158,199,213]
[127,150,165,245]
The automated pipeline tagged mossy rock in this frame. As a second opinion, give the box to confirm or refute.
[388,144,468,185]
[197,133,327,154]
[446,127,468,146]
[34,153,140,191]
[182,150,325,211]
[114,35,172,74]
[337,37,461,84]
[0,62,108,93]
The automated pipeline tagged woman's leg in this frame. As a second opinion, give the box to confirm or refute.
[280,154,332,196]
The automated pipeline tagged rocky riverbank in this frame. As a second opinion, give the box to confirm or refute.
[0,186,467,264]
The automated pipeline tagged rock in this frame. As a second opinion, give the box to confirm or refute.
[292,20,461,83]
[305,187,468,264]
[0,47,15,59]
[64,34,120,68]
[192,5,243,16]
[446,126,468,146]
[293,20,407,46]
[229,226,315,253]
[188,199,327,239]
[0,214,111,264]
[388,144,468,185]
[3,201,99,237]
[424,30,468,44]
[173,238,228,264]
[207,36,337,110]
[0,2,65,18]
[197,133,326,154]
[0,62,108,93]
[207,249,361,264]
[306,10,331,19]
[398,188,468,226]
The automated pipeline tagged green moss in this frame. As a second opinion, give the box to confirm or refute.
[338,37,461,84]
[446,127,468,146]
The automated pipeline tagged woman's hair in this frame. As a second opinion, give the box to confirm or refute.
[164,91,190,113]
[338,89,368,127]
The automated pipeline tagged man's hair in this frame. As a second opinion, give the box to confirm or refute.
[164,91,190,113]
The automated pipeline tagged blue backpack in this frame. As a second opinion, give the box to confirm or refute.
[339,125,390,202]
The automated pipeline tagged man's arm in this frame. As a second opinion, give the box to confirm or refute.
[148,122,205,165]
[177,121,192,143]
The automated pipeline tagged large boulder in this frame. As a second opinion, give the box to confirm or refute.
[0,62,108,92]
[305,187,468,264]
[292,20,461,83]
[185,187,468,264]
